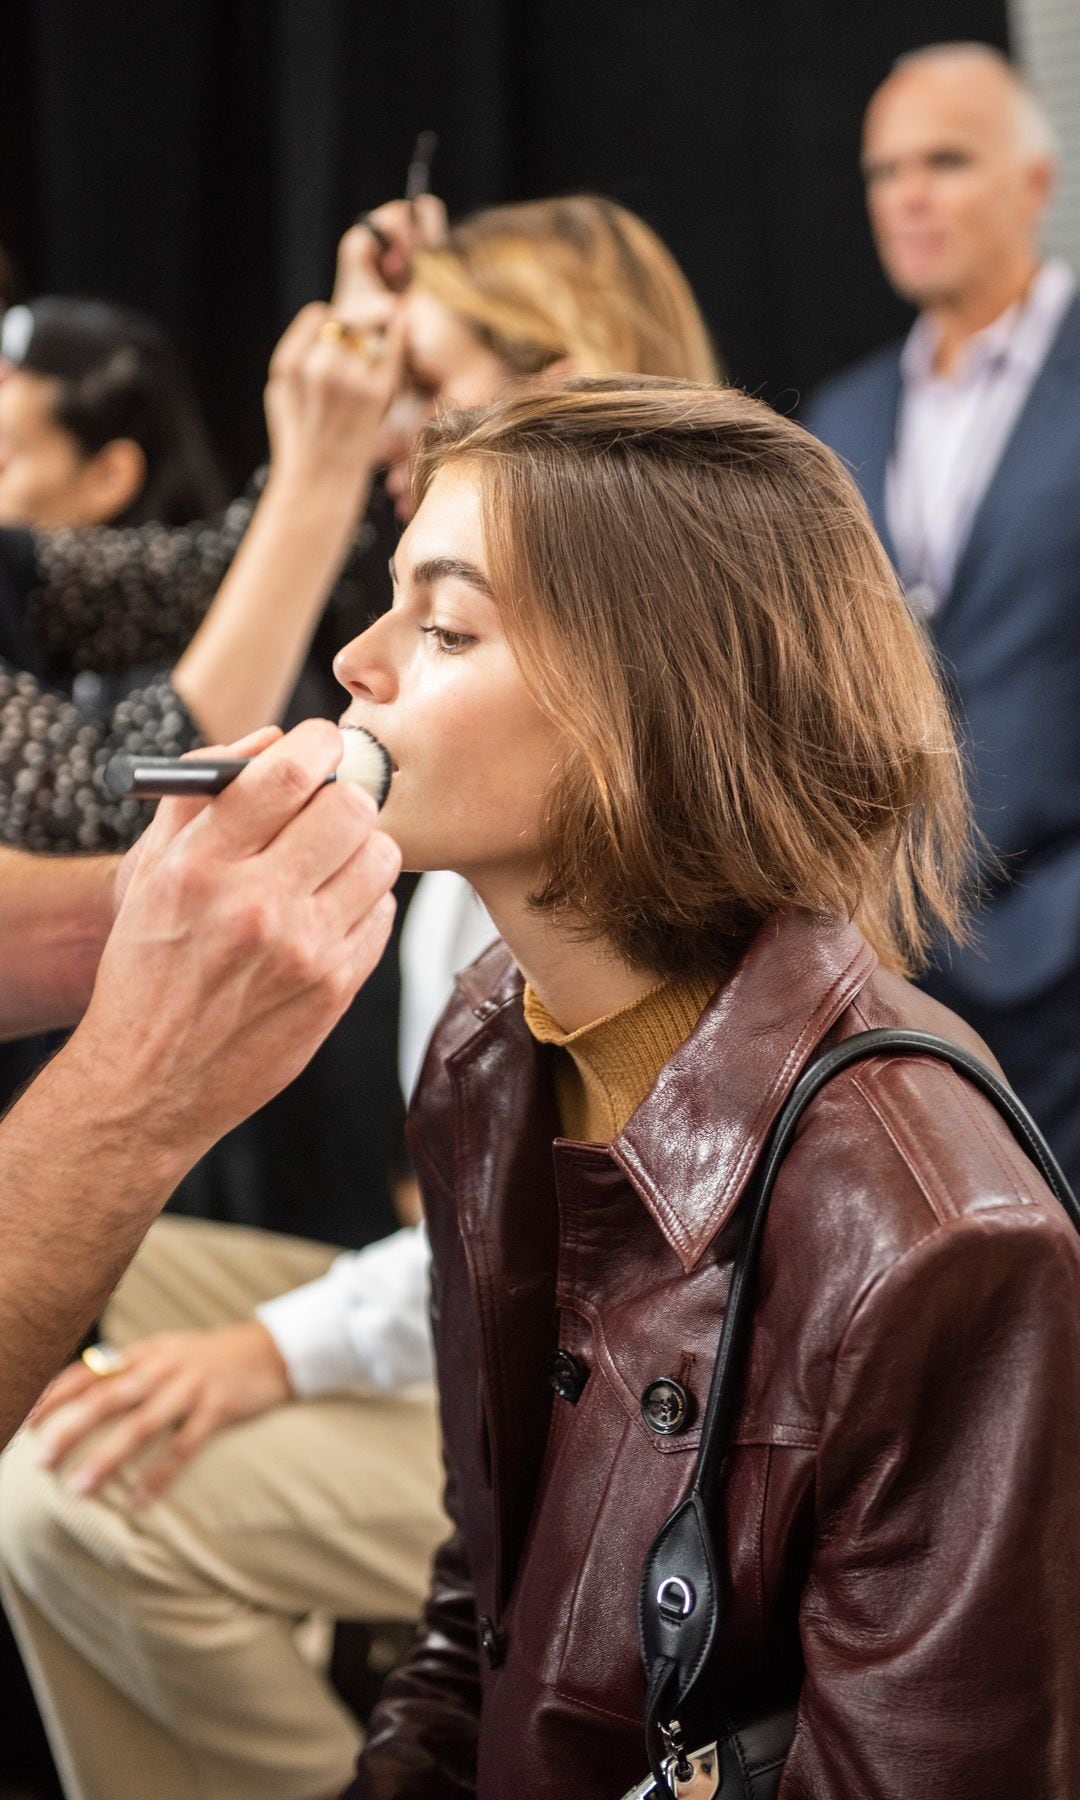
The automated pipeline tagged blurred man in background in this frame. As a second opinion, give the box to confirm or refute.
[805,42,1080,1187]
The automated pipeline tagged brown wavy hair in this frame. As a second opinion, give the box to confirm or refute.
[413,378,970,981]
[412,196,719,385]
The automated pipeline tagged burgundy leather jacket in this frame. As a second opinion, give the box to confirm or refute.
[349,909,1080,1799]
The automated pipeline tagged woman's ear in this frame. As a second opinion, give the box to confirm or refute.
[81,437,147,523]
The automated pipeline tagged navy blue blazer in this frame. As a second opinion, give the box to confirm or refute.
[805,298,1080,1009]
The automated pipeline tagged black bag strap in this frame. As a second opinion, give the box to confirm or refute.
[638,1028,1080,1797]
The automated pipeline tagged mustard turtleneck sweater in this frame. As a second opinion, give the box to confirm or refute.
[523,974,716,1143]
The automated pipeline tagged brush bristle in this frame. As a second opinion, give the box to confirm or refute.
[338,727,393,809]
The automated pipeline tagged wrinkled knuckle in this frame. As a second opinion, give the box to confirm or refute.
[271,747,318,804]
[273,927,326,992]
[225,892,276,955]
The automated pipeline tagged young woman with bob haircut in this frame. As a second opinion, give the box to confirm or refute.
[0,205,724,1800]
[333,378,1080,1799]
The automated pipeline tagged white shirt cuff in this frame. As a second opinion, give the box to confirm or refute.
[256,1224,433,1398]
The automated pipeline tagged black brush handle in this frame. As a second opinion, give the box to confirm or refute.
[103,756,253,799]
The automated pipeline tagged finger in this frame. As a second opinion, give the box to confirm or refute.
[217,726,285,759]
[361,200,438,290]
[29,1361,99,1425]
[312,826,402,937]
[36,1366,152,1468]
[259,781,390,900]
[181,719,356,863]
[412,193,448,249]
[291,889,398,1042]
[121,728,286,872]
[132,1407,218,1506]
[364,200,421,259]
[333,222,386,301]
[269,303,330,382]
[302,299,399,396]
[328,290,398,337]
[341,889,399,993]
[67,1375,197,1494]
[306,314,407,426]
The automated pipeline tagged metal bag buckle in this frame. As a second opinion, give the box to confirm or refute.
[619,1737,721,1798]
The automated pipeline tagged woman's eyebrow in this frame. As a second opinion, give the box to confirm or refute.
[410,555,496,599]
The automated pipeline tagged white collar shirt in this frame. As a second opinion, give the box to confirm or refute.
[885,257,1076,615]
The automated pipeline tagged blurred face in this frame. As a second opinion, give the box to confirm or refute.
[0,368,97,526]
[382,290,511,521]
[862,62,1052,310]
[335,462,562,886]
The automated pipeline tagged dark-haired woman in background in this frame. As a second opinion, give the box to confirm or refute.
[0,296,411,1256]
[0,295,227,528]
[0,296,399,854]
[0,295,231,854]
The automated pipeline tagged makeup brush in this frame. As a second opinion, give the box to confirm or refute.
[102,726,392,808]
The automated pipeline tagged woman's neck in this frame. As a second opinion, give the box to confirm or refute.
[473,872,659,1032]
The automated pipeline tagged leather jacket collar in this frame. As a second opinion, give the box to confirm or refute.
[451,907,877,1270]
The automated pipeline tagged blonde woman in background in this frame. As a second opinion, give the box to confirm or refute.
[0,195,720,1800]
[369,193,720,1094]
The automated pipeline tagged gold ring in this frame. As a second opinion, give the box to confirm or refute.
[317,319,387,362]
[82,1343,127,1379]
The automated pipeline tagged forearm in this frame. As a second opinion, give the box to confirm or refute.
[172,472,371,741]
[0,850,116,1037]
[0,1034,192,1445]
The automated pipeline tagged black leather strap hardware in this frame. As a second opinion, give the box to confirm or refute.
[637,1027,1080,1799]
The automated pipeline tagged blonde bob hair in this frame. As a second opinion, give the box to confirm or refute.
[414,378,970,982]
[412,196,719,385]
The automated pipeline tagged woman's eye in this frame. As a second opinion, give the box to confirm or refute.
[419,625,475,656]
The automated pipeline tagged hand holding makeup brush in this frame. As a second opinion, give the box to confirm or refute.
[84,716,401,1156]
[331,193,447,317]
[0,719,401,1447]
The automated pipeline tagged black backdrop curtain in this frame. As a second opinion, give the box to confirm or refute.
[3,0,1010,479]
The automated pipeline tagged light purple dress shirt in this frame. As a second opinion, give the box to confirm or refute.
[886,257,1076,614]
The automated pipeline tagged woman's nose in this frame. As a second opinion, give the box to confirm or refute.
[333,622,397,704]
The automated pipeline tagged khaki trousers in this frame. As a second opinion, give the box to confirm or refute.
[0,1216,446,1800]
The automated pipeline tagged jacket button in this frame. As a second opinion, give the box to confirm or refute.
[478,1614,503,1668]
[641,1377,691,1435]
[548,1348,587,1404]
